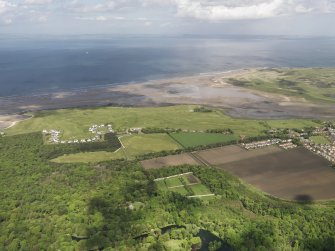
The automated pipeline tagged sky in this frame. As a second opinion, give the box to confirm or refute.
[0,0,335,36]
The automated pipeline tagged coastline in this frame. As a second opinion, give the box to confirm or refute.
[1,68,335,130]
[0,114,32,131]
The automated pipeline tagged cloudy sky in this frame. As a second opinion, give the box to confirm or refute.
[0,0,335,35]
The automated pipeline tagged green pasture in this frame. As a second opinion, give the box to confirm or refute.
[51,150,126,163]
[181,174,199,185]
[226,68,335,103]
[265,119,320,129]
[5,105,322,141]
[155,173,212,197]
[169,132,239,148]
[165,177,183,188]
[121,134,181,158]
[52,133,180,163]
[310,136,330,145]
[169,187,189,196]
[155,180,168,190]
[190,184,212,195]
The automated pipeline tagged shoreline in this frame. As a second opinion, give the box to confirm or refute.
[0,114,32,131]
[1,67,335,129]
[0,68,246,100]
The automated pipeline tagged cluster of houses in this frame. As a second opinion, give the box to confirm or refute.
[43,124,114,144]
[128,127,142,133]
[328,127,335,141]
[242,139,292,150]
[304,143,335,163]
[89,124,114,134]
[297,126,335,163]
[279,142,297,150]
[42,129,61,144]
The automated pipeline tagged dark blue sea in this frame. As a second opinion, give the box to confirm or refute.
[0,35,335,97]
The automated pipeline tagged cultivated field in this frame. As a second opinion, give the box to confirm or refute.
[143,144,335,201]
[141,153,201,169]
[217,148,335,201]
[194,145,283,165]
[169,132,239,148]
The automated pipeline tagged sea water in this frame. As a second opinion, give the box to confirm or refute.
[0,35,334,97]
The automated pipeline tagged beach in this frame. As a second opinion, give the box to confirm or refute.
[1,69,335,130]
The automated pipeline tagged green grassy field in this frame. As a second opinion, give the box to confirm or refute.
[168,186,189,196]
[265,119,319,129]
[5,105,323,164]
[181,174,199,185]
[165,176,183,187]
[5,105,321,140]
[156,173,212,197]
[51,149,126,163]
[226,68,335,103]
[52,133,180,163]
[170,132,239,148]
[310,136,331,144]
[121,134,181,158]
[190,184,212,195]
[5,105,265,138]
[155,180,168,190]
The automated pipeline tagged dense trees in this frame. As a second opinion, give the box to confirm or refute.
[0,133,335,250]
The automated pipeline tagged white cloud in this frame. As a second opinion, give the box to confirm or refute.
[24,0,53,5]
[174,0,284,20]
[67,1,117,13]
[3,17,12,24]
[0,0,16,15]
[0,1,17,25]
[37,14,48,22]
[96,15,107,21]
[148,0,335,21]
[75,15,126,22]
[1,0,335,29]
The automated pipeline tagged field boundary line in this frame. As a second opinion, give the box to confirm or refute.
[118,135,131,159]
[118,136,126,148]
[168,183,200,189]
[188,194,215,198]
[154,172,193,181]
[167,132,186,148]
[189,152,211,167]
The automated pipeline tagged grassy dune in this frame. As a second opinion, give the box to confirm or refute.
[226,68,335,103]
